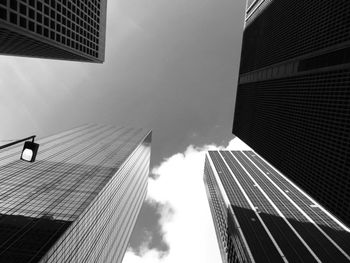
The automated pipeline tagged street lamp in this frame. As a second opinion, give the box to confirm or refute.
[0,135,39,162]
[21,140,40,162]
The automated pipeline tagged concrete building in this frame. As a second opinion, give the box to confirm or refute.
[0,0,107,62]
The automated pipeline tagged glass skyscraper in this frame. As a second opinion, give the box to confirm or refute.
[0,0,107,62]
[204,150,350,263]
[233,0,350,226]
[0,124,151,262]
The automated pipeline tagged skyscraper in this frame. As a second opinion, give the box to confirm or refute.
[232,0,350,225]
[0,124,151,262]
[204,150,350,263]
[0,0,107,62]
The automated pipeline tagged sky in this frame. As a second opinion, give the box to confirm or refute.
[124,138,252,263]
[0,0,246,262]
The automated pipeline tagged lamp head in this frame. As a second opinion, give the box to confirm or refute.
[21,141,39,162]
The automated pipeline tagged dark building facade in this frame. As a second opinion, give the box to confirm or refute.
[0,0,107,62]
[0,124,151,262]
[232,0,350,226]
[204,150,350,263]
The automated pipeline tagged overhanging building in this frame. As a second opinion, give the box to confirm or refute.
[0,0,107,62]
[0,124,151,262]
[232,0,350,225]
[204,150,350,263]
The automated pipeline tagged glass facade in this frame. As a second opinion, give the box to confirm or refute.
[205,150,350,263]
[204,157,229,263]
[0,124,151,262]
[204,154,252,263]
[233,0,350,226]
[0,0,107,62]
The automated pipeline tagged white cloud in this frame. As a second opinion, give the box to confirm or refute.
[123,137,250,263]
[123,249,162,263]
[226,136,252,150]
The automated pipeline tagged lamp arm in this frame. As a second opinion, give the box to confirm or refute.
[0,135,36,151]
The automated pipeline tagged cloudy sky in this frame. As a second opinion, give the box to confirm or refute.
[0,0,246,261]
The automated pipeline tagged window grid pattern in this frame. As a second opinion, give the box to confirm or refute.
[0,124,151,262]
[204,157,230,263]
[206,151,350,262]
[204,157,250,263]
[0,0,106,62]
[208,151,276,262]
[42,144,150,263]
[243,151,350,254]
[0,27,87,60]
[240,0,350,74]
[233,69,350,226]
[209,151,285,263]
[228,151,349,262]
